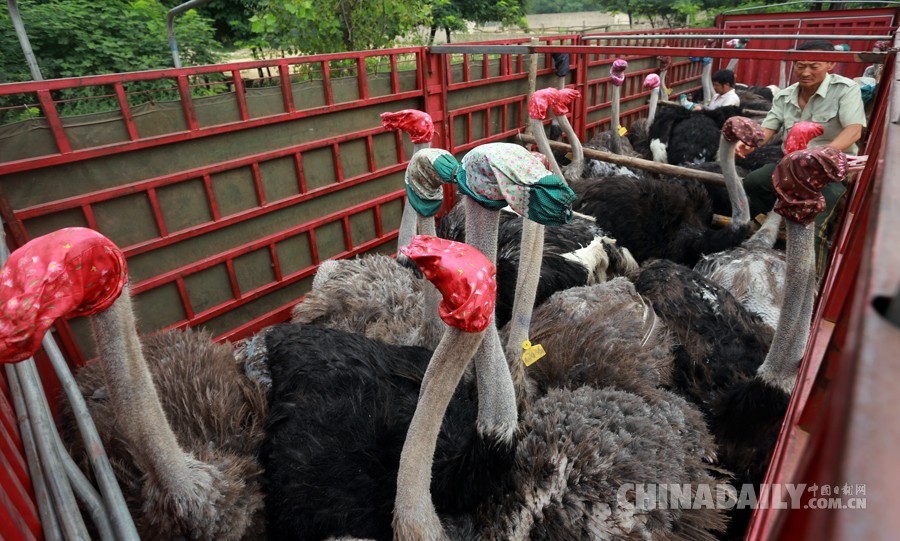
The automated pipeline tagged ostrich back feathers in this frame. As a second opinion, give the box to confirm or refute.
[291,254,444,350]
[475,386,727,541]
[59,328,267,541]
[520,277,675,398]
[571,175,751,266]
[261,324,514,541]
[629,259,773,414]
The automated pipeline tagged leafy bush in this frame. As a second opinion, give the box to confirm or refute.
[1,0,222,121]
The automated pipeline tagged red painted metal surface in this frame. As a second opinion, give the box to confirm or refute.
[0,7,897,539]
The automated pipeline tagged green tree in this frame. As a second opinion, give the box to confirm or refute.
[429,0,529,43]
[245,0,431,55]
[2,0,221,82]
[160,0,261,46]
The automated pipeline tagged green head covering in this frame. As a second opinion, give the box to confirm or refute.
[405,149,459,217]
[457,143,574,226]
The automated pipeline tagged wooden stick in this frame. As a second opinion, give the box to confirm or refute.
[656,100,768,116]
[518,133,726,186]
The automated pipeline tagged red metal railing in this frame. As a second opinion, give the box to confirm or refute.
[0,7,897,539]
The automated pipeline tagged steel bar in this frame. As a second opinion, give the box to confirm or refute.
[4,365,62,541]
[583,34,893,41]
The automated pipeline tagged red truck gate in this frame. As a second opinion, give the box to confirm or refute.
[0,6,897,540]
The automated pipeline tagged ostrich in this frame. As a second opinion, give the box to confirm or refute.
[626,72,661,160]
[708,146,850,539]
[394,239,728,541]
[656,55,671,102]
[0,228,265,540]
[290,146,456,351]
[649,102,744,166]
[693,121,825,330]
[572,116,764,267]
[261,141,576,540]
[311,108,438,290]
[585,58,638,157]
[438,88,638,331]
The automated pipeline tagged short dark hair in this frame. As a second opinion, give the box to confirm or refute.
[712,69,735,86]
[796,40,836,52]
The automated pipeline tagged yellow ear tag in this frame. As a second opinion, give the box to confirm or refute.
[618,125,628,137]
[666,87,674,96]
[522,340,546,366]
[565,152,573,160]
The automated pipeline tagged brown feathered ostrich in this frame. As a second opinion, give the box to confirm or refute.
[286,110,451,351]
[0,228,265,540]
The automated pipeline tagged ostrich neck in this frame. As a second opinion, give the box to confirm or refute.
[417,214,444,341]
[659,70,669,101]
[726,58,739,72]
[530,118,566,179]
[463,197,518,439]
[504,219,545,382]
[89,287,203,494]
[757,220,817,393]
[647,89,659,126]
[610,86,622,154]
[394,328,486,541]
[556,114,584,182]
[718,137,750,227]
[396,141,432,253]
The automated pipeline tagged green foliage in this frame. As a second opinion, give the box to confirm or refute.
[529,0,599,14]
[161,0,261,45]
[1,0,222,122]
[244,0,431,56]
[2,0,221,81]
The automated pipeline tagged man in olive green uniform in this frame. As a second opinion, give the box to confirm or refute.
[737,40,867,276]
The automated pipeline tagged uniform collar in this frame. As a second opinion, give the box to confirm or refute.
[788,72,834,106]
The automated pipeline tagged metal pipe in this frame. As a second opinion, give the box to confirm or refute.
[4,365,63,541]
[583,33,893,41]
[6,0,43,81]
[50,415,115,541]
[721,0,900,15]
[166,0,212,69]
[41,334,140,541]
[16,359,91,540]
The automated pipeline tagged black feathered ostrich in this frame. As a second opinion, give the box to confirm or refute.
[393,238,729,541]
[261,141,575,540]
[572,116,764,266]
[627,72,662,160]
[1,229,265,540]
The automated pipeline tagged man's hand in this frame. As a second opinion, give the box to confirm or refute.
[735,140,756,158]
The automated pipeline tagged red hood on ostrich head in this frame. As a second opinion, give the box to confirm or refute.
[401,235,496,333]
[529,87,581,119]
[380,110,435,144]
[0,227,127,364]
[772,145,848,225]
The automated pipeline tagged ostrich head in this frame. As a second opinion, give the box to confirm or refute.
[719,116,766,227]
[657,55,671,101]
[0,228,259,539]
[381,109,436,253]
[393,235,498,540]
[530,87,583,182]
[608,59,628,154]
[756,146,848,393]
[643,73,661,126]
